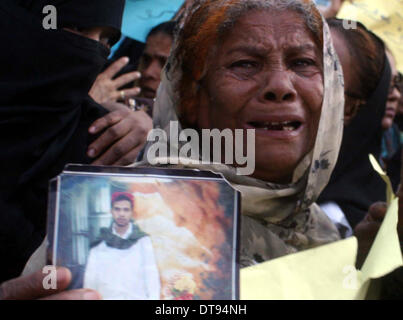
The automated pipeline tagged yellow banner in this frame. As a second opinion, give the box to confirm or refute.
[337,0,403,72]
[240,155,403,300]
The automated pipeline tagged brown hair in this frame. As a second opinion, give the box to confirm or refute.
[175,0,324,128]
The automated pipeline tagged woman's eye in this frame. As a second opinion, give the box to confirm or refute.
[229,60,260,77]
[230,60,257,69]
[292,58,315,67]
[291,58,319,76]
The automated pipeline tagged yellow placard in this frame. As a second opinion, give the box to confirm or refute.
[337,0,403,73]
[240,155,402,300]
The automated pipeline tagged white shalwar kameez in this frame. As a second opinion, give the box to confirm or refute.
[84,224,161,300]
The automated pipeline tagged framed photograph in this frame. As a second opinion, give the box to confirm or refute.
[47,165,240,300]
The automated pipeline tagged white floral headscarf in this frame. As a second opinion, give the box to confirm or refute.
[140,0,345,266]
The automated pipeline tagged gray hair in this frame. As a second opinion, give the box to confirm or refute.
[216,0,322,44]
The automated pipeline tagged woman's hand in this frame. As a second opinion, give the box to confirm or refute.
[355,151,403,268]
[355,198,403,268]
[354,202,388,268]
[89,57,141,104]
[87,103,152,166]
[0,267,101,300]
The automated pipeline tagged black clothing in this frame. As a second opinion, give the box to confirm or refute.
[0,0,125,282]
[16,0,125,45]
[318,57,392,229]
[111,37,146,70]
[107,37,146,91]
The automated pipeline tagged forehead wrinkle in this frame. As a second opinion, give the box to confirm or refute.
[222,28,317,58]
[222,14,317,53]
[226,45,270,57]
[285,44,318,55]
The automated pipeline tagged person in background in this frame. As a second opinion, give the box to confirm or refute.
[381,49,402,152]
[380,51,402,174]
[318,19,389,235]
[89,57,142,105]
[394,73,403,143]
[317,20,403,283]
[381,51,401,134]
[90,21,176,105]
[0,0,151,298]
[357,62,403,296]
[137,22,176,100]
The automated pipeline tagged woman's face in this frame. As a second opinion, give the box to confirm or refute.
[196,10,324,183]
[63,26,116,49]
[382,51,401,130]
[139,33,173,99]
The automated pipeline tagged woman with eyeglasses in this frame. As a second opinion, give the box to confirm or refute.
[317,19,403,298]
[380,51,402,176]
[393,72,403,142]
[318,19,390,235]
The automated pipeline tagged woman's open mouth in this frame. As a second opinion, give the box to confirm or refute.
[247,121,302,131]
[244,119,304,140]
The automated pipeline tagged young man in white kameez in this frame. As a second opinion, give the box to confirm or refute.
[84,192,161,300]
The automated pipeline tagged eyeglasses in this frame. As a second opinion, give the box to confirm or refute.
[345,72,402,98]
[389,73,403,94]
